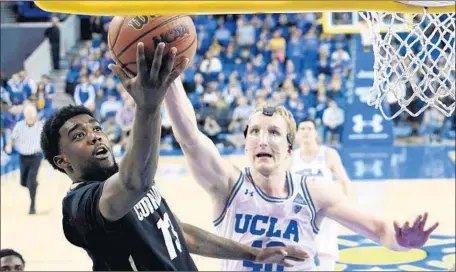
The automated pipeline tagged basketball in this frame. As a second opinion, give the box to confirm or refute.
[108,15,197,77]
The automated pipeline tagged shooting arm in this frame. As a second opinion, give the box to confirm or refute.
[164,78,239,201]
[100,107,162,221]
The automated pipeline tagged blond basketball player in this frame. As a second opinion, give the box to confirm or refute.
[291,119,352,271]
[164,78,439,271]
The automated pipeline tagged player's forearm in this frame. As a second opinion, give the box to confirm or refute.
[340,179,352,197]
[377,220,409,252]
[119,107,161,192]
[181,223,258,261]
[164,79,200,145]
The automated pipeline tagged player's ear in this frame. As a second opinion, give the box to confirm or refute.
[53,155,70,170]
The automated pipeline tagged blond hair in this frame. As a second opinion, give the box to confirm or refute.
[249,104,297,146]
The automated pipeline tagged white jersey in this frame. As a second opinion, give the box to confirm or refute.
[215,168,319,271]
[291,145,340,260]
[291,146,334,181]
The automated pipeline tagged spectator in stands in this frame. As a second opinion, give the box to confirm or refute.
[4,103,43,214]
[199,52,223,79]
[73,75,96,111]
[215,19,231,46]
[293,101,310,125]
[116,93,135,149]
[269,29,287,62]
[18,71,36,98]
[227,116,245,149]
[101,113,122,145]
[203,115,222,143]
[86,54,101,74]
[7,74,26,105]
[200,81,219,117]
[232,96,252,127]
[99,94,123,121]
[1,85,11,106]
[322,100,345,144]
[299,82,317,110]
[236,18,255,48]
[44,16,61,70]
[331,44,352,77]
[0,248,25,271]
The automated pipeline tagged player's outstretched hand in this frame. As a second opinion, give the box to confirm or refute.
[394,212,439,249]
[254,246,309,267]
[109,42,189,111]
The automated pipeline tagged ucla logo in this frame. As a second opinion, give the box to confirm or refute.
[293,193,307,214]
[295,168,324,177]
[234,213,299,243]
[335,234,455,271]
[128,16,158,30]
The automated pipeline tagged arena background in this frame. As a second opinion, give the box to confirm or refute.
[1,2,455,271]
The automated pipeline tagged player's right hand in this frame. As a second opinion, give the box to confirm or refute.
[254,246,309,267]
[109,42,189,112]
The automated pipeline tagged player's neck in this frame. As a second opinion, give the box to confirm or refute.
[250,168,288,198]
[300,142,319,155]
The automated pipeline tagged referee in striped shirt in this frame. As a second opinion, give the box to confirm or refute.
[5,103,44,214]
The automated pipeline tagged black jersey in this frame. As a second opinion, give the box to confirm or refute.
[62,181,198,271]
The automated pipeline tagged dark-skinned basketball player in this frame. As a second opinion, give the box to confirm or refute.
[40,42,309,271]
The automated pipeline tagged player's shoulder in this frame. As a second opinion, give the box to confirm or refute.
[322,145,341,161]
[321,145,338,155]
[62,181,104,216]
[302,176,344,208]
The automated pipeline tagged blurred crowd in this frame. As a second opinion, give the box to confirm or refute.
[1,13,455,157]
[63,14,354,150]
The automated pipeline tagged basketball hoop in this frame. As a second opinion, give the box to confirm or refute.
[359,1,455,119]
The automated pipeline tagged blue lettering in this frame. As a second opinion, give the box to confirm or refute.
[234,214,300,243]
[250,215,268,235]
[235,214,252,233]
[266,217,282,238]
[283,220,299,242]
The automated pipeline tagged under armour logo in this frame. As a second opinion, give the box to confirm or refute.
[353,114,384,133]
[353,160,383,177]
[244,189,253,197]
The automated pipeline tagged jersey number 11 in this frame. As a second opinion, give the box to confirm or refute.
[157,212,183,260]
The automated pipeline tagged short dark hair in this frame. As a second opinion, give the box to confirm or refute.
[297,118,317,129]
[40,105,94,173]
[0,249,25,265]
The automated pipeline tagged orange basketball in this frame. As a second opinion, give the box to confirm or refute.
[108,15,197,77]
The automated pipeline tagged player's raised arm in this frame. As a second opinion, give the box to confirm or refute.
[307,179,439,252]
[164,77,241,206]
[99,42,187,221]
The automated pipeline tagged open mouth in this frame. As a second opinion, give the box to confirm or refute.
[256,152,272,158]
[94,145,110,159]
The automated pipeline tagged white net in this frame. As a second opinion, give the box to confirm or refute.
[359,10,455,120]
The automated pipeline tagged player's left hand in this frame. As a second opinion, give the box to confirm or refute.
[254,246,309,267]
[394,212,439,248]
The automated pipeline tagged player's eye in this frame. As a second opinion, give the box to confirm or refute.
[250,128,259,134]
[73,132,84,140]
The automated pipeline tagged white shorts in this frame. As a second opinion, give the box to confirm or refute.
[315,217,339,260]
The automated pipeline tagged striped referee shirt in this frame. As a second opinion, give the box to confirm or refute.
[11,120,44,155]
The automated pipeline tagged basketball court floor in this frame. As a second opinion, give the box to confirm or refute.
[1,144,455,271]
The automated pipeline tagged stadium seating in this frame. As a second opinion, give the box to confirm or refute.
[1,13,454,158]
